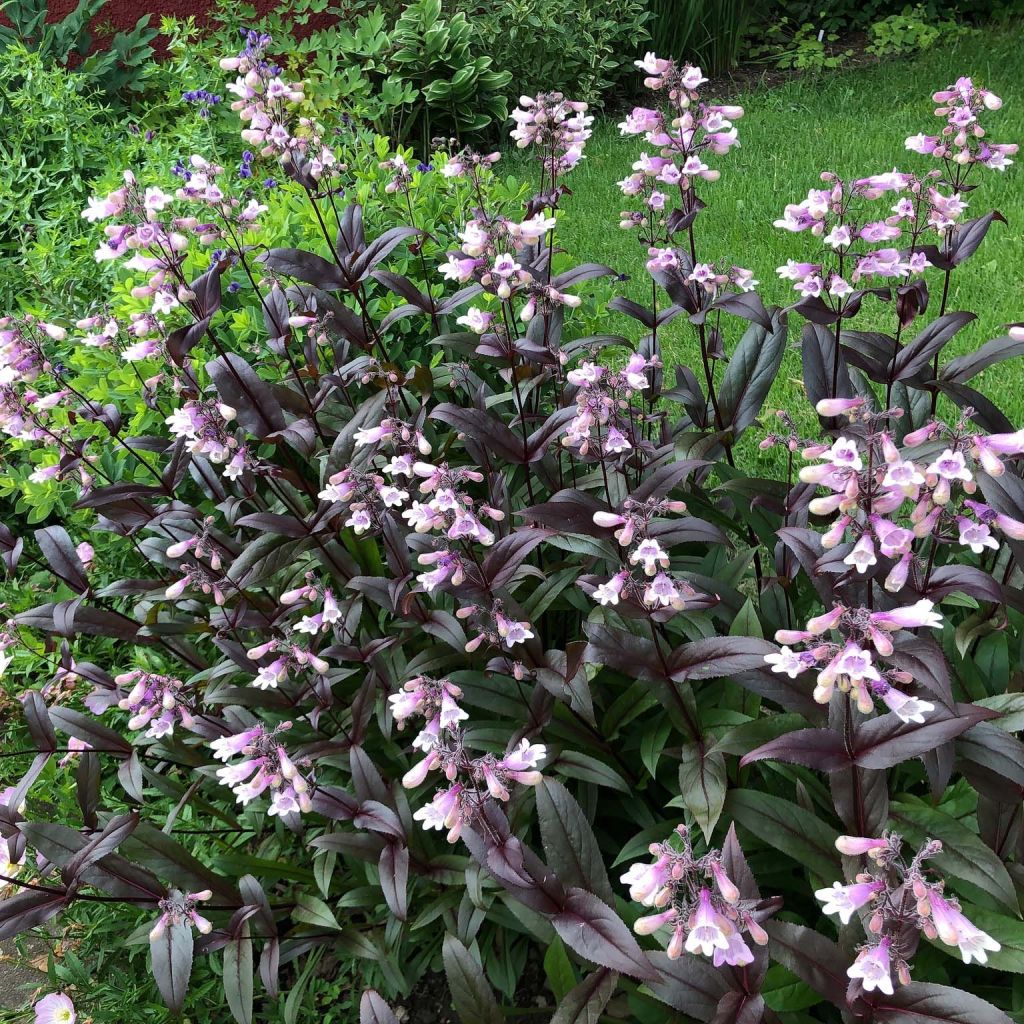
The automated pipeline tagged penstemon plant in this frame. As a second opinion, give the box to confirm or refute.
[2,39,1024,1024]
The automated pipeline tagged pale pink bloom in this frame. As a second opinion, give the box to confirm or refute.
[685,889,731,956]
[620,855,671,906]
[928,892,1001,964]
[593,571,628,606]
[957,517,999,554]
[815,880,883,924]
[630,538,669,576]
[713,930,754,967]
[844,535,877,574]
[869,599,941,631]
[880,687,934,724]
[847,938,893,994]
[835,835,887,856]
[763,646,807,679]
[34,993,76,1024]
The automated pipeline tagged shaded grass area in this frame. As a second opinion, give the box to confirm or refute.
[506,27,1024,463]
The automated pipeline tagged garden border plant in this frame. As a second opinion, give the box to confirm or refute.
[1,32,1024,1024]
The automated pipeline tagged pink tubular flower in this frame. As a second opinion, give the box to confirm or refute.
[621,854,672,906]
[836,835,888,857]
[815,880,884,924]
[847,938,893,995]
[869,599,941,631]
[926,891,1001,964]
[684,889,731,956]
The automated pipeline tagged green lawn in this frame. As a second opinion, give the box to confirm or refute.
[505,26,1024,442]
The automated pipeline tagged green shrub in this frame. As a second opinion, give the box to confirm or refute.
[0,0,158,95]
[458,0,651,104]
[866,5,967,57]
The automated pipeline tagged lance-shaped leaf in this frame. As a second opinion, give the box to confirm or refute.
[536,779,614,905]
[35,526,90,594]
[259,247,345,289]
[892,312,976,380]
[712,992,765,1024]
[206,353,287,439]
[890,801,1019,913]
[669,637,779,681]
[742,728,850,772]
[942,332,1024,383]
[430,403,525,463]
[378,843,408,921]
[725,791,839,879]
[551,262,616,289]
[0,888,69,940]
[442,935,503,1024]
[224,921,254,1024]
[711,290,774,330]
[678,744,727,841]
[22,821,164,900]
[552,888,659,982]
[717,311,787,436]
[958,722,1024,802]
[22,691,56,753]
[765,921,852,1009]
[151,916,194,1013]
[583,622,666,681]
[47,705,133,754]
[941,210,1007,268]
[644,951,731,1019]
[852,703,995,769]
[550,967,618,1024]
[63,812,139,882]
[481,528,551,590]
[872,982,1012,1024]
[360,990,400,1024]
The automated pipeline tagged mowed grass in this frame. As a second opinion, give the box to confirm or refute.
[505,26,1024,451]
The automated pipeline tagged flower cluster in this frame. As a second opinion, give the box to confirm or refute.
[906,77,1017,172]
[510,93,593,179]
[772,170,966,299]
[766,599,940,719]
[114,669,196,738]
[621,824,769,964]
[617,58,742,235]
[562,353,657,457]
[797,401,1024,591]
[440,212,580,323]
[211,723,313,816]
[221,31,336,178]
[166,399,248,479]
[818,832,1000,994]
[589,498,702,615]
[395,673,545,842]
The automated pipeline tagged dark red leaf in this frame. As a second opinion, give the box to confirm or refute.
[552,888,659,982]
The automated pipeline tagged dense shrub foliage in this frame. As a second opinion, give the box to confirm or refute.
[2,31,1024,1024]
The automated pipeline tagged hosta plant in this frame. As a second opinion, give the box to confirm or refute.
[2,38,1024,1024]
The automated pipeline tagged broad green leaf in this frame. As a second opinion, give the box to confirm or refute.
[726,790,840,879]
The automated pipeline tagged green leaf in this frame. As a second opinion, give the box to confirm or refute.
[442,935,502,1024]
[293,894,341,931]
[543,935,577,1002]
[730,597,763,639]
[891,801,1019,914]
[762,964,823,1012]
[726,789,840,879]
[678,744,727,842]
[640,717,673,779]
